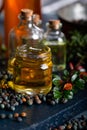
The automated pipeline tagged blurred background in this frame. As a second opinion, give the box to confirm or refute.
[0,0,82,35]
[0,0,87,68]
[0,0,87,40]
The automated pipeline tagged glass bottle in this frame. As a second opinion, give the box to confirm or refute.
[4,0,41,49]
[32,14,44,35]
[8,8,52,95]
[44,20,66,72]
[33,14,42,27]
[8,9,33,74]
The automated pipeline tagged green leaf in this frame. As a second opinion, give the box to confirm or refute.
[83,76,87,82]
[71,73,78,82]
[53,86,60,91]
[63,90,70,98]
[53,89,62,99]
[52,74,61,79]
[63,70,69,76]
[75,78,85,90]
[52,76,61,86]
[66,30,87,64]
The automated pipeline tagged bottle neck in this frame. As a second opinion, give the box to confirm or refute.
[45,25,65,42]
[47,26,61,35]
[18,17,33,26]
[46,20,62,35]
[18,14,44,40]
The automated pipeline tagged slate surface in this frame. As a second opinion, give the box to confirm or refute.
[0,89,87,130]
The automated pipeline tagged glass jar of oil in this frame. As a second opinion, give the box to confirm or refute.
[44,20,66,72]
[13,43,52,95]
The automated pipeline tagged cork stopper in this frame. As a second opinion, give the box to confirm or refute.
[33,14,41,25]
[48,20,61,29]
[19,9,33,20]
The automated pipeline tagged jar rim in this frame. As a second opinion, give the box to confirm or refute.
[16,44,51,60]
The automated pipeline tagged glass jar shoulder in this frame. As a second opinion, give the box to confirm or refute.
[44,30,65,44]
[9,24,43,40]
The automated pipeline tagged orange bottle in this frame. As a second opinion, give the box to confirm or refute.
[4,0,41,51]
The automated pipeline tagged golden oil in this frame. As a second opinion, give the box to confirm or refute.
[8,57,16,74]
[46,41,66,71]
[12,44,52,95]
[44,20,66,72]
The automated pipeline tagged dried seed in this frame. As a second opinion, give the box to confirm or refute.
[0,113,6,119]
[0,103,5,109]
[16,117,23,122]
[14,113,19,118]
[8,113,13,119]
[10,106,15,111]
[27,99,33,105]
[20,112,27,117]
[22,97,26,103]
[34,95,42,104]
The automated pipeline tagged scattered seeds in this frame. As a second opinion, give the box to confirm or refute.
[0,113,6,119]
[20,112,27,118]
[14,113,19,118]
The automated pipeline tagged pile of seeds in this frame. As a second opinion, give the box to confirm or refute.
[50,115,87,130]
[0,70,63,106]
[0,70,39,122]
[0,70,57,122]
[0,87,33,122]
[0,86,49,122]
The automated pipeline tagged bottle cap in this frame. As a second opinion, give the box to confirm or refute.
[33,14,41,25]
[48,20,61,29]
[19,9,33,20]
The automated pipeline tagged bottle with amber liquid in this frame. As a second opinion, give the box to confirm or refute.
[4,0,41,48]
[44,20,66,72]
[8,9,52,95]
[8,9,34,74]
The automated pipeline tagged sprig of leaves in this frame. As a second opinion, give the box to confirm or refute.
[66,30,87,67]
[52,69,87,103]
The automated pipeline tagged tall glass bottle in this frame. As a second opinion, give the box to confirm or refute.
[8,9,33,74]
[8,9,52,95]
[4,0,41,49]
[33,14,42,27]
[44,20,66,72]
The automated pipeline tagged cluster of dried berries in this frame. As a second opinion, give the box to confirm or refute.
[50,114,87,130]
[51,64,87,103]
